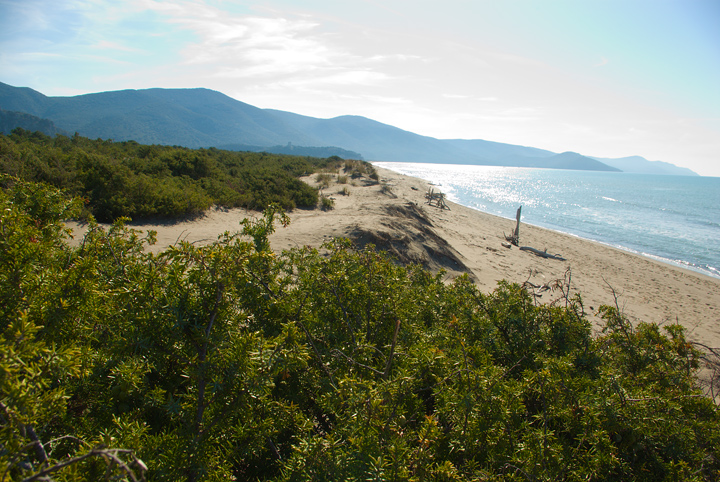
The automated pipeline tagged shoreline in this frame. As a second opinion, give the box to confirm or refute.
[374,162,720,282]
[65,166,720,351]
[464,209,720,283]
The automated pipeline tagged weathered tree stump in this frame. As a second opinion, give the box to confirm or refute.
[505,205,522,246]
[425,188,450,210]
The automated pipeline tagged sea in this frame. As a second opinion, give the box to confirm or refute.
[374,162,720,280]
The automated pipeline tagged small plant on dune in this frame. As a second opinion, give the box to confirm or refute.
[320,195,335,210]
[342,159,361,173]
[339,186,350,196]
[337,175,348,184]
[324,155,344,172]
[380,182,395,197]
[316,172,332,189]
[344,159,378,180]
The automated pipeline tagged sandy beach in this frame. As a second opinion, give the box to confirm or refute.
[67,166,720,351]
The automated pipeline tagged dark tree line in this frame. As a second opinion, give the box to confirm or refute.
[0,129,349,222]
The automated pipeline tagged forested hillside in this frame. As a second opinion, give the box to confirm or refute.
[1,171,719,481]
[0,129,352,222]
[3,82,664,173]
[0,109,67,137]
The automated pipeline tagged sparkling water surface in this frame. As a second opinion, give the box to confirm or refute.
[374,162,720,279]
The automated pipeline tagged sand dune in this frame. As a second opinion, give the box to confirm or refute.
[67,167,720,352]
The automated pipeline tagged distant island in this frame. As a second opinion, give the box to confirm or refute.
[0,81,698,175]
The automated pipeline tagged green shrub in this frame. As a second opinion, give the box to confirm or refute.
[0,130,326,222]
[380,182,394,196]
[320,195,335,210]
[2,177,718,481]
[315,172,333,188]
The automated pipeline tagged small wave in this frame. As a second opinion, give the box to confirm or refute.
[639,252,720,280]
[602,196,620,203]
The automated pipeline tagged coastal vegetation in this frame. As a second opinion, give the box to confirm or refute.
[2,171,719,481]
[0,129,365,222]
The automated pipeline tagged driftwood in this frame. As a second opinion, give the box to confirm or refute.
[425,188,450,210]
[519,246,566,261]
[501,205,564,260]
[505,206,522,246]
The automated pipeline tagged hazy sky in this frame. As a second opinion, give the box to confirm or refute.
[1,0,719,176]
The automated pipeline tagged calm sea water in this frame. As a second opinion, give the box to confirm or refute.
[374,162,720,279]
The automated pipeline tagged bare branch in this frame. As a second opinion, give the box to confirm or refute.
[383,319,402,379]
[21,447,146,482]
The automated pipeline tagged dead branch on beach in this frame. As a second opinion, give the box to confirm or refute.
[522,278,552,302]
[522,267,583,316]
[425,188,450,210]
[503,205,566,260]
[504,206,522,246]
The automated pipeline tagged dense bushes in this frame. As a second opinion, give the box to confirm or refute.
[1,177,719,481]
[0,129,345,221]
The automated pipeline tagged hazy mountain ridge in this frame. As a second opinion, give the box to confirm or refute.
[443,138,556,161]
[264,110,489,165]
[592,156,698,176]
[0,82,697,174]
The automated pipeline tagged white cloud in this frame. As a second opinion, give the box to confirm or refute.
[594,56,609,67]
[137,1,377,87]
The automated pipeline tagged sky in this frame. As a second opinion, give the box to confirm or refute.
[1,0,719,176]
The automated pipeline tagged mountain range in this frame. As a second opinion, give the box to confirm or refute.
[0,82,697,175]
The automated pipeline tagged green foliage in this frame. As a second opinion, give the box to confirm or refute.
[0,177,147,480]
[0,108,66,137]
[320,195,335,210]
[343,159,377,180]
[380,182,395,196]
[315,172,332,189]
[0,129,325,222]
[1,177,719,481]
